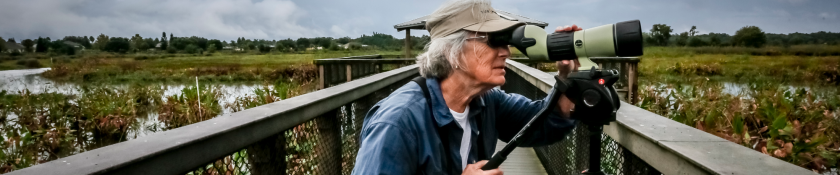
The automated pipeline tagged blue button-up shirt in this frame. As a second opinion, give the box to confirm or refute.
[351,78,576,174]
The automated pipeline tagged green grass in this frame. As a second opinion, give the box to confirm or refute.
[0,58,53,70]
[650,45,840,56]
[640,46,840,85]
[39,50,404,84]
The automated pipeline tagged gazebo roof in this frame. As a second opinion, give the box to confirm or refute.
[394,10,548,31]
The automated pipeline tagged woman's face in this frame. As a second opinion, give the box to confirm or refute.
[460,31,510,87]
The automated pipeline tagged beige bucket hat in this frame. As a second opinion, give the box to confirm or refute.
[426,8,525,39]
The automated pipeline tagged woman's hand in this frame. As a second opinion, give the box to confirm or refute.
[554,24,583,79]
[462,161,503,175]
[554,24,583,118]
[555,24,583,33]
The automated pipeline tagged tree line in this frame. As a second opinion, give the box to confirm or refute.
[2,31,431,55]
[644,24,840,48]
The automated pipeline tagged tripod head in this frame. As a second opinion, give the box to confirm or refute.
[565,67,621,126]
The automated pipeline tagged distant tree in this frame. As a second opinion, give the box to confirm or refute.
[687,37,708,47]
[130,34,149,52]
[689,26,698,37]
[336,37,351,44]
[274,42,287,52]
[277,39,296,51]
[258,44,270,53]
[649,24,673,46]
[208,39,223,51]
[709,35,721,46]
[347,42,362,50]
[162,32,167,40]
[103,37,131,53]
[675,32,689,46]
[732,26,766,48]
[6,38,13,43]
[160,41,168,50]
[89,36,95,43]
[166,45,176,53]
[207,44,217,53]
[313,37,333,49]
[49,40,75,55]
[296,38,310,50]
[0,37,6,52]
[21,39,34,52]
[328,42,340,51]
[144,38,156,50]
[170,33,174,39]
[184,44,201,54]
[94,34,110,50]
[36,37,50,52]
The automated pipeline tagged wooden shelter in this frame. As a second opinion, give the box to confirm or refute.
[394,10,549,58]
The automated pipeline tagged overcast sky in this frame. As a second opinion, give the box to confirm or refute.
[1,0,838,42]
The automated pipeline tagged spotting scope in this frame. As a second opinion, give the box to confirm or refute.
[481,20,643,175]
[491,20,643,69]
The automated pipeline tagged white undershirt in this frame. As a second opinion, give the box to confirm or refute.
[449,106,471,170]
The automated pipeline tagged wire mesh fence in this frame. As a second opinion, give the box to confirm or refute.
[184,75,410,175]
[503,67,661,175]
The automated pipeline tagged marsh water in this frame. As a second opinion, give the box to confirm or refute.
[0,68,286,139]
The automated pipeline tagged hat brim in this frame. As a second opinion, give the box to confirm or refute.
[462,19,525,33]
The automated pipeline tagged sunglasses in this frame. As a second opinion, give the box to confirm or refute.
[466,32,512,48]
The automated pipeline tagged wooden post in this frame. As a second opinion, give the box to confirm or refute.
[247,133,286,175]
[628,62,638,104]
[318,65,325,90]
[315,110,342,175]
[404,30,411,58]
[346,64,352,82]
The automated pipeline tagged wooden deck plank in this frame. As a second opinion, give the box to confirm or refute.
[494,140,548,175]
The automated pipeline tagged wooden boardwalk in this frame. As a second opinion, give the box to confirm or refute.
[494,140,548,175]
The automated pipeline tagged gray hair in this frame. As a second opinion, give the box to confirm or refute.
[417,0,494,79]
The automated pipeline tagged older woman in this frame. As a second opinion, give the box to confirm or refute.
[352,0,581,174]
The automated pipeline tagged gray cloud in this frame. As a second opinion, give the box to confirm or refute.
[1,0,838,41]
[1,0,315,41]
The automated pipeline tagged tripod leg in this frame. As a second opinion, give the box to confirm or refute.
[582,125,607,175]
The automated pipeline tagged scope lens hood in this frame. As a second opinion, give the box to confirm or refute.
[614,20,644,57]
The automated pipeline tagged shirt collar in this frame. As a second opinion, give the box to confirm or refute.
[426,78,486,132]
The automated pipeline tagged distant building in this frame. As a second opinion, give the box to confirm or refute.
[4,41,24,53]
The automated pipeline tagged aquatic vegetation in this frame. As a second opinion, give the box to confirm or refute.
[0,90,77,173]
[158,85,222,129]
[636,79,840,172]
[75,86,163,142]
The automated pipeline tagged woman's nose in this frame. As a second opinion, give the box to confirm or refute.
[496,47,511,59]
